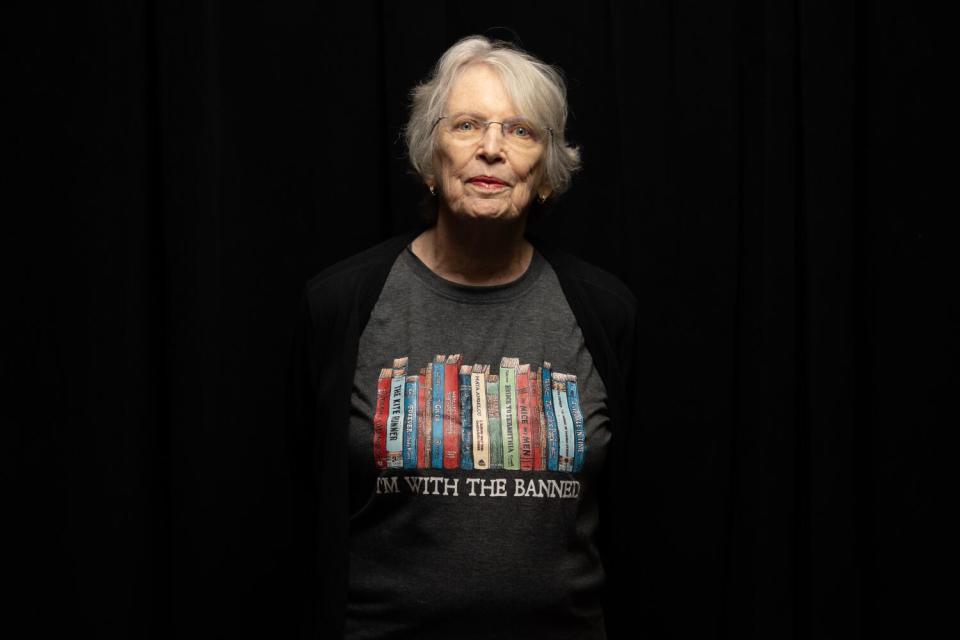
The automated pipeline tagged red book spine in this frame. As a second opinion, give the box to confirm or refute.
[417,367,428,469]
[532,366,545,471]
[372,367,392,469]
[443,354,462,469]
[517,364,534,471]
[424,364,433,469]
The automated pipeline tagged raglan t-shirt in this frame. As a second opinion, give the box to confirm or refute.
[343,241,613,640]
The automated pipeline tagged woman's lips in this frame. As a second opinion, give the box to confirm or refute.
[467,178,508,190]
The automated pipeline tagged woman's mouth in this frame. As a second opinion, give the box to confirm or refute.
[467,178,508,190]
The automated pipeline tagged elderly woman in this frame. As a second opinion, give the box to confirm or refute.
[285,35,642,639]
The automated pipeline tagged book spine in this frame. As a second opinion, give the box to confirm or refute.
[423,363,433,469]
[431,354,445,469]
[471,364,490,470]
[443,354,462,469]
[459,364,474,470]
[517,363,534,471]
[542,362,559,471]
[531,366,545,471]
[386,357,408,469]
[486,375,502,470]
[430,354,447,469]
[552,372,574,472]
[372,367,392,469]
[499,356,520,470]
[402,374,420,469]
[418,367,428,469]
[566,374,586,473]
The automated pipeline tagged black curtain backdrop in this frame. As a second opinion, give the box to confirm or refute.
[7,1,951,638]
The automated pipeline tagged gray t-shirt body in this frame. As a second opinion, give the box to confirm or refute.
[344,243,612,640]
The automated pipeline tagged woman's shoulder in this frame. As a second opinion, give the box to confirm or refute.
[529,232,639,316]
[304,228,421,296]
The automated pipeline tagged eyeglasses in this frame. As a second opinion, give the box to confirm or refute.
[431,113,552,150]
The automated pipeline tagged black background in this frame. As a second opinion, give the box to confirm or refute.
[6,1,951,638]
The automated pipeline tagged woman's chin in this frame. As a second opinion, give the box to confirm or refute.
[462,201,521,220]
[441,196,526,222]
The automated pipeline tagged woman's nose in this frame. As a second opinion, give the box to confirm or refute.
[479,123,505,157]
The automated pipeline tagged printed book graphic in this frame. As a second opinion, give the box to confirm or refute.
[372,354,587,474]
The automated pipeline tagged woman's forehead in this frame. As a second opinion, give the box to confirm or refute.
[446,64,520,116]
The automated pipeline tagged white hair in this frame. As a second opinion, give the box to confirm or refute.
[401,35,582,221]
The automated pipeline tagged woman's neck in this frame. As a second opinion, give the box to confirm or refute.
[410,214,533,286]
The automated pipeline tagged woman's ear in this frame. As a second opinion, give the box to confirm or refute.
[536,176,553,201]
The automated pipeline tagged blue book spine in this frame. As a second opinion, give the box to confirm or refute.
[431,359,444,468]
[553,377,573,472]
[566,376,586,473]
[459,370,474,469]
[403,375,419,469]
[542,364,559,472]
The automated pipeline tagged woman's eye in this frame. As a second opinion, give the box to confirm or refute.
[509,123,534,138]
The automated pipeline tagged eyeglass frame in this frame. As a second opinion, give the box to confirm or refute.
[430,114,554,145]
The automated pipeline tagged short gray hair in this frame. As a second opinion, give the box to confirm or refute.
[401,35,582,222]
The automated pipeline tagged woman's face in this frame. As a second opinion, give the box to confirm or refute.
[428,63,550,223]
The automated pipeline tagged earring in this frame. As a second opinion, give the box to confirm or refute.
[429,185,436,196]
[538,193,547,204]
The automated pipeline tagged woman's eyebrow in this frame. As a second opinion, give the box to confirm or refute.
[450,110,531,121]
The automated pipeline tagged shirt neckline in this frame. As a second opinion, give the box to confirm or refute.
[401,242,546,304]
